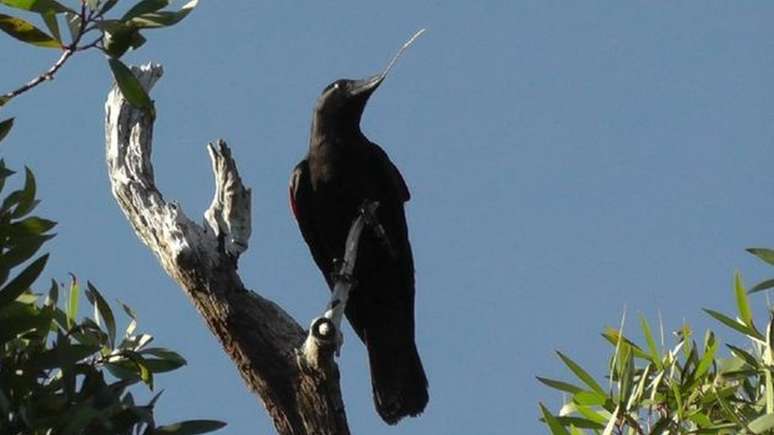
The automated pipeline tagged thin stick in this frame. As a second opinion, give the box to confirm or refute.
[380,28,426,78]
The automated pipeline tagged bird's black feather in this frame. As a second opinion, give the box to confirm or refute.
[290,77,428,424]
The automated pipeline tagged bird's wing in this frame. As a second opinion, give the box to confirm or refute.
[289,159,332,286]
[372,144,411,202]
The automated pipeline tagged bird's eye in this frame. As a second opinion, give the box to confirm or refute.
[322,81,341,94]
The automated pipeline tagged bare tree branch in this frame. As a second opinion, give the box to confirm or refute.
[104,63,351,435]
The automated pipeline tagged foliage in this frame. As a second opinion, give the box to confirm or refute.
[0,164,225,434]
[538,251,774,434]
[0,2,220,433]
[0,0,199,116]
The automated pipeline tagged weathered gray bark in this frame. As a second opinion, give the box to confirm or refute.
[104,64,353,435]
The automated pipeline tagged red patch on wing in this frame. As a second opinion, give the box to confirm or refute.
[289,185,299,221]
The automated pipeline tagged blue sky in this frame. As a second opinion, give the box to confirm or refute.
[2,2,774,434]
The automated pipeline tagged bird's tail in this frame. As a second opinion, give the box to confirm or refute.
[366,331,429,425]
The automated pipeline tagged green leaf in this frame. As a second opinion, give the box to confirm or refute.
[0,96,10,107]
[573,391,607,406]
[735,272,754,328]
[100,0,119,14]
[704,308,763,341]
[67,275,79,329]
[141,347,186,364]
[129,29,145,49]
[748,248,774,266]
[542,416,604,430]
[46,278,58,306]
[750,278,774,294]
[0,160,14,193]
[0,233,55,270]
[128,0,197,29]
[153,420,227,434]
[27,343,99,369]
[85,281,116,349]
[0,0,72,14]
[536,376,584,394]
[104,360,142,381]
[120,299,138,335]
[122,0,169,20]
[102,21,139,58]
[40,9,60,42]
[84,0,98,10]
[749,414,774,434]
[124,350,153,389]
[538,403,571,435]
[692,332,717,381]
[0,300,48,344]
[0,253,48,307]
[556,351,604,395]
[601,327,651,361]
[0,13,61,48]
[615,344,634,406]
[64,11,80,43]
[13,216,56,234]
[12,167,38,218]
[726,344,760,368]
[640,315,662,370]
[573,404,610,425]
[0,118,13,143]
[107,58,154,116]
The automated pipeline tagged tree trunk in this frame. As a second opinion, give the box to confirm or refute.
[104,64,355,435]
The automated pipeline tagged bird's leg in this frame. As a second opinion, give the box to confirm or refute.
[318,202,378,355]
[359,200,397,259]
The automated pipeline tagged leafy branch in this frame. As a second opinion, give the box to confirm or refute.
[0,0,197,112]
[538,252,774,434]
[0,159,225,433]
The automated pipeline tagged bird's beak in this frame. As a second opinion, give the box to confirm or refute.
[348,73,385,99]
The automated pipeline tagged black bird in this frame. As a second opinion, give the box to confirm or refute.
[289,38,428,424]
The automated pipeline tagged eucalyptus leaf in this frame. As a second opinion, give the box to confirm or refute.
[40,9,60,42]
[67,275,79,329]
[536,376,583,394]
[0,254,48,307]
[750,278,774,294]
[0,13,61,48]
[556,351,604,395]
[85,281,116,348]
[748,248,774,266]
[12,167,38,218]
[100,0,120,15]
[121,0,168,20]
[107,58,154,116]
[539,403,571,435]
[734,272,754,328]
[64,11,80,43]
[128,0,197,29]
[0,118,14,143]
[749,414,774,434]
[152,420,227,434]
[0,0,73,14]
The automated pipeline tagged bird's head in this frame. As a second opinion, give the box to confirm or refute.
[309,29,425,142]
[312,74,384,135]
